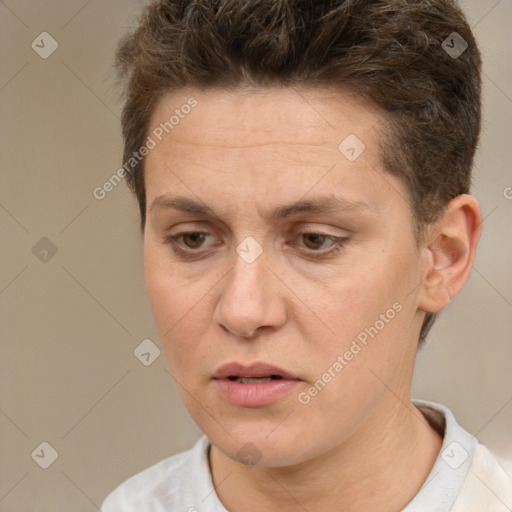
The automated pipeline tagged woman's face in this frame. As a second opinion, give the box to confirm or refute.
[143,86,430,467]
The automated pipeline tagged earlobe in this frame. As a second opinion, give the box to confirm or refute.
[417,194,482,313]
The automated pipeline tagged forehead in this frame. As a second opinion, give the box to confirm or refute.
[148,86,383,151]
[143,86,411,229]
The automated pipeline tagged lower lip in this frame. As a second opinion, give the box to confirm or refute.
[214,378,301,407]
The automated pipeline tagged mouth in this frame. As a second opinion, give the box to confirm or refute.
[213,362,302,408]
[226,375,284,384]
[213,361,300,381]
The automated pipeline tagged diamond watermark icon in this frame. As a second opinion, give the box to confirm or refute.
[236,236,263,264]
[31,32,59,59]
[32,237,58,263]
[441,441,469,469]
[338,134,366,162]
[134,338,161,366]
[31,442,59,469]
[236,442,262,467]
[442,32,468,59]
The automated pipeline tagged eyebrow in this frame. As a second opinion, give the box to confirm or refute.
[150,194,376,220]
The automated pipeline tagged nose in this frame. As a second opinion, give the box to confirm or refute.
[213,242,287,340]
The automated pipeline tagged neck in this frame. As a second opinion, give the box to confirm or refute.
[209,399,443,512]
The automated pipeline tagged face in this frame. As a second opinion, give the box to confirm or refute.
[143,86,430,467]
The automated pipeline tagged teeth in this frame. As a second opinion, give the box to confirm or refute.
[235,377,273,384]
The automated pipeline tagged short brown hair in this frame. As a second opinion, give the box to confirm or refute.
[115,0,482,345]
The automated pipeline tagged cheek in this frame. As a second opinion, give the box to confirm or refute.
[293,280,410,438]
[143,237,199,321]
[292,263,395,347]
[143,244,177,328]
[143,245,188,352]
[291,254,414,389]
[143,242,220,374]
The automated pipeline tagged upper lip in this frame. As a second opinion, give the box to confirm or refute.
[213,362,300,380]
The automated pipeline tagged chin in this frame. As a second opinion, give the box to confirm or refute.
[207,420,321,468]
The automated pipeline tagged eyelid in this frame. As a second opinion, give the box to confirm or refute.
[294,225,350,238]
[293,230,348,257]
[165,230,218,250]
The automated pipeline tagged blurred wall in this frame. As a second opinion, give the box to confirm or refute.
[1,1,510,510]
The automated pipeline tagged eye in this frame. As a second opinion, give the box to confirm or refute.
[176,232,210,249]
[295,231,348,257]
[164,231,217,256]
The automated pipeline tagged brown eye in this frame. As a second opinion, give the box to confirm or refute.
[295,231,348,259]
[164,231,216,258]
[302,233,330,250]
[182,232,207,249]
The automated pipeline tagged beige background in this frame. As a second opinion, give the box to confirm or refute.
[1,1,511,510]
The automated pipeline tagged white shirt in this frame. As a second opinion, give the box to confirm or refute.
[102,400,512,511]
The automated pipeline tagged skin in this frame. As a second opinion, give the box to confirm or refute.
[142,86,482,511]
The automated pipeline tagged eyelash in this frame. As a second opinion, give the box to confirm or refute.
[164,231,348,259]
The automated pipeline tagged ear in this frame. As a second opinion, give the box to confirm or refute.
[418,194,483,313]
